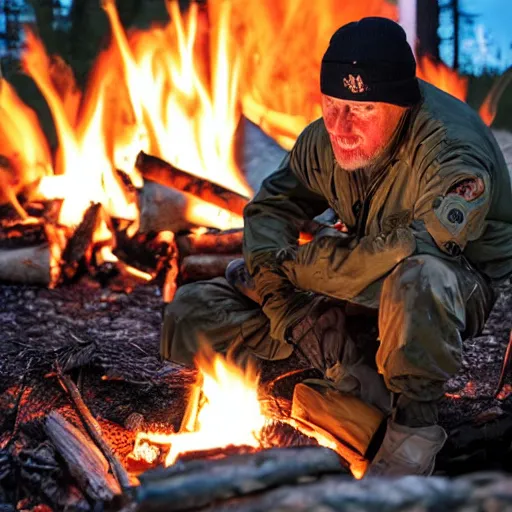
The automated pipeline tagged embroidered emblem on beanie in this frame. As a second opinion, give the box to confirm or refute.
[342,74,369,93]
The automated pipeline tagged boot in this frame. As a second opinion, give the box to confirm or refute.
[365,420,447,477]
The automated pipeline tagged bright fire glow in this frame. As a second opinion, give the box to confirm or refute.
[23,28,137,229]
[226,0,398,149]
[4,0,248,235]
[417,55,468,102]
[0,79,52,218]
[102,0,249,196]
[131,349,367,478]
[132,350,267,466]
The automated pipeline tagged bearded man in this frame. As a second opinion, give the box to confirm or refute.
[161,18,512,476]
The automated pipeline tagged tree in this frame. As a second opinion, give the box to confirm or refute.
[416,0,440,59]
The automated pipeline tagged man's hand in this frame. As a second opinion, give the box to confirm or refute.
[287,296,347,373]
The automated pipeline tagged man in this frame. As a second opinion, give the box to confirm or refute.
[161,18,512,476]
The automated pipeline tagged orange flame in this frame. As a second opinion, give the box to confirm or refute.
[417,55,468,102]
[131,349,367,477]
[22,28,136,231]
[226,0,398,149]
[132,350,266,466]
[10,0,247,234]
[103,0,249,197]
[0,78,52,217]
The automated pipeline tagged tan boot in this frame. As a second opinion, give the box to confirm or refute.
[366,420,447,477]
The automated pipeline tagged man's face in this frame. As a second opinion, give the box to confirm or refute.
[321,95,407,171]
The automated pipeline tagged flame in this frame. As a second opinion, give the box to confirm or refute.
[0,78,52,217]
[225,0,397,149]
[22,27,136,230]
[132,349,266,466]
[103,0,249,197]
[8,0,247,235]
[417,55,468,102]
[131,349,367,477]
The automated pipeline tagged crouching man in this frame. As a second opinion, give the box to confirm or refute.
[160,18,512,476]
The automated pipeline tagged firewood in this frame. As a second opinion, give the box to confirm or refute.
[44,411,120,502]
[58,373,132,492]
[136,151,249,217]
[0,243,53,285]
[133,446,345,511]
[138,181,243,233]
[0,219,48,249]
[205,472,512,512]
[59,203,101,282]
[180,254,242,282]
[176,229,244,257]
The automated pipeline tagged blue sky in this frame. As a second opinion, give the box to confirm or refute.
[440,0,512,74]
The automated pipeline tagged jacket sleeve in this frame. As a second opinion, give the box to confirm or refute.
[243,121,331,342]
[413,147,492,258]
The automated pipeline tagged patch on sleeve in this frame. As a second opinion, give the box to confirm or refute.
[432,175,489,237]
[447,177,485,201]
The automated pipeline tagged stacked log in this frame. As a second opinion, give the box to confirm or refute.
[0,217,62,286]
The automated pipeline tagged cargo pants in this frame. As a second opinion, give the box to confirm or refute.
[161,254,494,402]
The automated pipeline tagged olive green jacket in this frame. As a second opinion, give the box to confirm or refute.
[243,80,512,343]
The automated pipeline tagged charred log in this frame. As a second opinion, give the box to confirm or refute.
[204,472,512,512]
[44,411,120,502]
[136,151,249,217]
[58,373,132,492]
[59,203,101,283]
[180,254,242,282]
[0,219,48,249]
[133,446,345,512]
[176,229,243,257]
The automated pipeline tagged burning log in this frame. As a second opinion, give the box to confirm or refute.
[138,181,244,234]
[59,203,101,283]
[44,411,120,502]
[0,218,48,248]
[132,446,345,512]
[138,182,195,234]
[136,151,249,217]
[176,229,243,257]
[180,254,242,282]
[0,218,63,286]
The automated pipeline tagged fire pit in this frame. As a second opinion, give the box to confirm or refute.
[1,0,512,510]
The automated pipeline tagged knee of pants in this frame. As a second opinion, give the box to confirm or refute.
[160,302,197,366]
[378,255,464,401]
[384,255,460,299]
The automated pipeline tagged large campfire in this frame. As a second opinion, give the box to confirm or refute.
[1,0,512,510]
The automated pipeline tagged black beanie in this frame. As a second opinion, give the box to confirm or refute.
[320,17,420,106]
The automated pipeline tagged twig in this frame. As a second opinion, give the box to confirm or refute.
[495,330,512,398]
[57,369,132,492]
